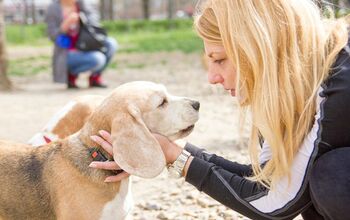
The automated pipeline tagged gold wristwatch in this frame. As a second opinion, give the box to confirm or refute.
[167,149,191,178]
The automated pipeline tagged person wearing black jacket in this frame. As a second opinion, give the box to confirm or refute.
[90,0,350,219]
[45,0,117,88]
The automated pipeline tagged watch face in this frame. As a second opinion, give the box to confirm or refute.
[167,150,191,179]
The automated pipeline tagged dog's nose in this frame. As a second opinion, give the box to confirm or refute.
[191,101,200,111]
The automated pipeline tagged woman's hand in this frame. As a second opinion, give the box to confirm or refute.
[90,130,130,183]
[152,133,194,177]
[66,12,79,24]
[152,133,183,164]
[60,11,79,33]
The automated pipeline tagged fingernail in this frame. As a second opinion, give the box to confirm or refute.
[90,135,97,141]
[99,130,106,136]
[89,163,97,168]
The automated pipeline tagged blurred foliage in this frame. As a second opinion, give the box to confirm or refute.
[8,55,50,76]
[102,19,194,32]
[114,29,202,53]
[5,19,203,53]
[5,24,49,45]
[322,6,350,18]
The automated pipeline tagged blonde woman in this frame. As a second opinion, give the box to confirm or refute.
[90,0,350,219]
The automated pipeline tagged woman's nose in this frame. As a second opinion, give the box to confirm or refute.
[208,72,224,84]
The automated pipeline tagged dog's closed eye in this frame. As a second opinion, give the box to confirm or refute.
[158,98,168,108]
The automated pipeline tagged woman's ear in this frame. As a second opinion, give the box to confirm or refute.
[110,104,166,178]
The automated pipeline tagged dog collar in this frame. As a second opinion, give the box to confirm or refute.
[89,148,109,162]
[43,135,52,143]
[88,148,124,175]
[28,132,57,147]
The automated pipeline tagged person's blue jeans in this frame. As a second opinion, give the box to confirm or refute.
[301,147,350,220]
[67,37,118,76]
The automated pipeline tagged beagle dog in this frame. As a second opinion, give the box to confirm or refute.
[0,81,200,220]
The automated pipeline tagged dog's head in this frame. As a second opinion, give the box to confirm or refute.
[98,81,199,178]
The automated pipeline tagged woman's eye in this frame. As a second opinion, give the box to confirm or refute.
[158,98,168,108]
[214,59,225,64]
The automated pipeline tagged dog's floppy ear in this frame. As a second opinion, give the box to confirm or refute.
[111,103,166,178]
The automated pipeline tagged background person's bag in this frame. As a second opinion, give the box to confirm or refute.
[76,12,108,52]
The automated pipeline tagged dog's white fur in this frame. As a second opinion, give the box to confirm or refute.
[107,82,199,178]
[19,81,199,219]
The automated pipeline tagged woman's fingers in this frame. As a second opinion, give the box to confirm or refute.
[89,130,128,183]
[104,172,130,183]
[90,135,113,156]
[99,130,113,144]
[89,161,120,170]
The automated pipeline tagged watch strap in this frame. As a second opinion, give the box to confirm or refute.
[167,149,191,178]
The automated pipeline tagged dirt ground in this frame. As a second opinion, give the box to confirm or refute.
[0,48,302,220]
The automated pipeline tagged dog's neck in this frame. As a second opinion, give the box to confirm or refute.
[77,112,112,151]
[76,104,117,148]
[62,134,117,183]
[61,101,122,180]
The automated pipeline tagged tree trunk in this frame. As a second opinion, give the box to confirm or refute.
[142,0,150,20]
[23,0,29,24]
[99,0,105,21]
[0,0,12,91]
[31,0,36,24]
[100,0,114,21]
[167,0,174,20]
[340,0,350,8]
[108,0,114,20]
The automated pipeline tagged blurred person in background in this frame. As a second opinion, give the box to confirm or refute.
[45,0,118,89]
[90,0,350,219]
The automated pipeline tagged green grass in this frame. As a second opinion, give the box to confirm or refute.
[5,24,50,46]
[102,19,194,32]
[5,19,203,77]
[114,29,202,53]
[125,63,146,69]
[5,19,203,53]
[8,55,50,76]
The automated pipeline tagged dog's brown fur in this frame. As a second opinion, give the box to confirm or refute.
[0,81,199,220]
[52,103,93,139]
[0,134,119,220]
[0,94,122,219]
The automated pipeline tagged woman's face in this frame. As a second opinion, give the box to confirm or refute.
[204,41,237,96]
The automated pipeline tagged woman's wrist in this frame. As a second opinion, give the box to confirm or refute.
[166,142,183,164]
[182,156,193,177]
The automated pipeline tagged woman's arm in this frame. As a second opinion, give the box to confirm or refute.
[154,134,312,220]
[59,12,79,33]
[45,3,79,42]
[45,4,62,42]
[184,142,253,177]
[152,134,253,177]
[90,131,309,220]
[78,0,100,25]
[183,155,311,220]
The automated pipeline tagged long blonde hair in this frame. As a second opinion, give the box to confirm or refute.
[194,0,349,187]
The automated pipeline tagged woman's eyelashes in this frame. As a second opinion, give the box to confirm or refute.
[214,59,225,65]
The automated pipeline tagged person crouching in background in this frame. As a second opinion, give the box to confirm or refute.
[45,0,118,89]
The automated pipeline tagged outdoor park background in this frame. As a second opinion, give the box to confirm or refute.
[0,0,349,219]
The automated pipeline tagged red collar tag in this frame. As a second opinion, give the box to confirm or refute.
[43,136,52,143]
